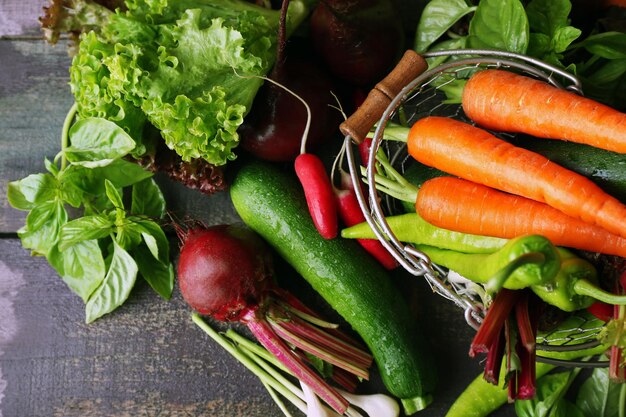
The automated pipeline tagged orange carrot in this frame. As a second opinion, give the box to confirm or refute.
[416,176,626,258]
[462,69,626,153]
[407,116,626,240]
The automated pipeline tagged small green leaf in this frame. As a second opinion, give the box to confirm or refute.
[65,118,136,167]
[115,221,144,251]
[85,240,138,323]
[586,59,626,86]
[48,239,106,302]
[414,0,475,53]
[18,200,68,256]
[105,179,124,210]
[59,215,114,250]
[580,32,626,60]
[133,244,174,300]
[526,0,571,37]
[131,178,166,218]
[62,160,153,197]
[425,36,468,67]
[528,33,552,58]
[515,370,575,417]
[551,26,581,54]
[468,0,529,54]
[133,218,170,263]
[7,173,58,210]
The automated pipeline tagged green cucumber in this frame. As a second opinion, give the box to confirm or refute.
[230,160,437,414]
[515,136,626,203]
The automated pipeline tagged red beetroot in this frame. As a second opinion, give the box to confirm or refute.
[175,223,372,413]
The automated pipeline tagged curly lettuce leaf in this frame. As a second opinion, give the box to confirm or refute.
[68,0,314,166]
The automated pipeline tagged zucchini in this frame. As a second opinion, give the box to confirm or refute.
[230,160,437,414]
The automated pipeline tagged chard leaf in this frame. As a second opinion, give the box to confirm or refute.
[64,118,136,167]
[131,178,166,218]
[7,173,58,210]
[59,215,115,251]
[47,240,106,303]
[468,0,529,54]
[575,365,621,417]
[549,399,585,417]
[514,370,577,417]
[414,0,476,53]
[85,240,138,323]
[133,244,174,300]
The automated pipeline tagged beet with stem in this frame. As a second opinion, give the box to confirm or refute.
[175,222,374,414]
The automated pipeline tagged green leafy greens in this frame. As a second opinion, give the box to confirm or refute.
[64,0,315,166]
[8,112,174,323]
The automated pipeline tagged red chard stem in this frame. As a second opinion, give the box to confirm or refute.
[483,328,505,385]
[470,289,521,356]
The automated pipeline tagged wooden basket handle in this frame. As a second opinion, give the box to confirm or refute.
[339,50,428,144]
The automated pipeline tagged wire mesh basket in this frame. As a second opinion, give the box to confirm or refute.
[339,49,610,367]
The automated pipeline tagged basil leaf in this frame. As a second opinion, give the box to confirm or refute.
[552,26,581,54]
[580,32,626,60]
[59,215,114,250]
[425,36,468,67]
[19,200,68,256]
[528,33,552,57]
[47,239,106,302]
[586,59,626,86]
[526,0,571,37]
[414,0,476,53]
[65,118,136,167]
[115,221,143,251]
[133,218,170,263]
[62,159,152,197]
[7,173,58,210]
[85,240,138,323]
[468,0,529,54]
[105,179,124,210]
[131,178,166,218]
[133,244,174,300]
[575,365,621,417]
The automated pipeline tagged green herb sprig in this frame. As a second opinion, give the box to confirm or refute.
[8,104,174,323]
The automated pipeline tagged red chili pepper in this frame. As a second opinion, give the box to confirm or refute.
[334,171,398,270]
[587,300,615,322]
[295,153,338,239]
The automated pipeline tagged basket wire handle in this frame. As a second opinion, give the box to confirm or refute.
[339,50,428,144]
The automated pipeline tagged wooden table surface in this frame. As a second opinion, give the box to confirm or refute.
[0,2,515,416]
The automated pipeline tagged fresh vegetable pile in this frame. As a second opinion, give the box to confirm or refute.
[6,0,626,416]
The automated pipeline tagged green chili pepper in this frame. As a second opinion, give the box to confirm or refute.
[530,248,597,312]
[343,216,626,311]
[341,213,507,254]
[415,235,561,292]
